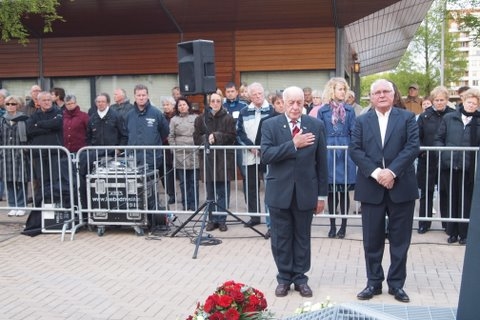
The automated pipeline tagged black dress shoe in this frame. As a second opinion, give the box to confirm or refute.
[418,226,427,234]
[447,235,458,244]
[388,287,410,303]
[357,286,382,300]
[244,219,261,227]
[206,222,218,231]
[328,227,336,238]
[294,283,313,297]
[459,238,467,245]
[275,283,290,297]
[337,228,346,239]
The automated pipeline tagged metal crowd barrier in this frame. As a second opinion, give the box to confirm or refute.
[0,145,476,241]
[0,145,76,241]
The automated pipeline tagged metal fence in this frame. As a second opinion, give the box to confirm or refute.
[0,145,477,241]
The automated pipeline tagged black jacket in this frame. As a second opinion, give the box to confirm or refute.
[87,108,128,146]
[26,106,63,146]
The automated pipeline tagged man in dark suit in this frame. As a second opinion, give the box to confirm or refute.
[349,79,419,303]
[261,86,328,298]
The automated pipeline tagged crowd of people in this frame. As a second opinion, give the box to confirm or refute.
[0,77,478,301]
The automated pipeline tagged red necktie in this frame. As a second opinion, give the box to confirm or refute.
[291,120,300,137]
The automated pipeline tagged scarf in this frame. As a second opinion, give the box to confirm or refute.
[4,112,28,143]
[330,100,346,125]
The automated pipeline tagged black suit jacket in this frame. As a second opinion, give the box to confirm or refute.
[261,114,328,211]
[349,107,419,204]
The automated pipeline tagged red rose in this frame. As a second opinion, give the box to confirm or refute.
[224,308,241,320]
[210,311,226,320]
[229,290,245,303]
[249,295,260,308]
[217,294,234,308]
[204,296,216,313]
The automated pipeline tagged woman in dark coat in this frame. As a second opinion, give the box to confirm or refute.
[0,95,29,216]
[193,93,236,232]
[434,88,480,245]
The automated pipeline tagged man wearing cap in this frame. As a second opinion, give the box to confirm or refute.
[403,84,423,115]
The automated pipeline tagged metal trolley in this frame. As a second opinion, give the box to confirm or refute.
[86,158,158,236]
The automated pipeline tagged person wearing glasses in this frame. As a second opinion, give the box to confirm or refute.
[261,86,328,298]
[0,95,29,216]
[193,92,236,232]
[236,82,274,228]
[349,79,419,303]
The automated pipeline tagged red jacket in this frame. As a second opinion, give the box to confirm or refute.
[63,106,89,152]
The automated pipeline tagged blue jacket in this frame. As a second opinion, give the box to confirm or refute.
[316,103,357,185]
[124,100,169,167]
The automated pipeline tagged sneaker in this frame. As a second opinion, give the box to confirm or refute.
[7,210,16,217]
[16,210,26,216]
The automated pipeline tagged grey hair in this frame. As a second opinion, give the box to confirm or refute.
[65,94,77,103]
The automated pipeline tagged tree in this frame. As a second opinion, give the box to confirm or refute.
[449,0,480,44]
[0,0,63,44]
[360,0,467,99]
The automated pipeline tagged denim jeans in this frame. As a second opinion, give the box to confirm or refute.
[177,169,199,211]
[206,181,230,223]
[6,181,27,207]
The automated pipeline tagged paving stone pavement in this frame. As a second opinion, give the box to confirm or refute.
[0,212,464,320]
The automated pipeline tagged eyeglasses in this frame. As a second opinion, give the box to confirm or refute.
[5,103,18,106]
[210,99,222,103]
[372,90,392,97]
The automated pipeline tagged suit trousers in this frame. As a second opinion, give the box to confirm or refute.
[361,192,415,290]
[269,194,314,285]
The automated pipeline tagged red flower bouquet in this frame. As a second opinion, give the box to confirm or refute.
[187,280,271,320]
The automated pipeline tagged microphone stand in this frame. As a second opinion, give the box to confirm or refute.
[170,94,265,259]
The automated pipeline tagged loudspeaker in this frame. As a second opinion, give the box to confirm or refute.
[177,40,216,95]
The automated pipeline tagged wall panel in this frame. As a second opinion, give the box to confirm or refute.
[235,27,336,72]
[0,40,40,78]
[0,28,335,91]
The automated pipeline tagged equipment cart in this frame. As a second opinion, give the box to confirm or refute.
[86,158,158,236]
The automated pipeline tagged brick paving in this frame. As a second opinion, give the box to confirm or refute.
[0,213,464,319]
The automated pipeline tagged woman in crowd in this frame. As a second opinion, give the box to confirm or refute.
[168,97,199,211]
[316,77,356,239]
[161,96,177,205]
[434,88,480,245]
[416,86,454,234]
[0,95,29,216]
[193,93,236,232]
[63,94,89,153]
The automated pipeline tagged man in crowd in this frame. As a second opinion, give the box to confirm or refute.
[172,86,182,102]
[349,79,419,303]
[125,84,170,227]
[22,84,42,115]
[261,86,328,298]
[111,88,134,121]
[224,81,249,180]
[79,93,128,210]
[403,83,423,115]
[237,82,273,227]
[303,87,314,114]
[51,87,66,109]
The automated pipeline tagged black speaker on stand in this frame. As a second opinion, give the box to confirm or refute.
[177,40,216,96]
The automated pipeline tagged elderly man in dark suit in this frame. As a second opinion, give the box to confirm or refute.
[261,86,328,298]
[349,79,419,303]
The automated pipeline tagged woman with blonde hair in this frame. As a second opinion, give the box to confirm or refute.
[0,95,29,216]
[316,77,356,238]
